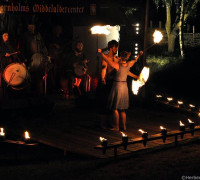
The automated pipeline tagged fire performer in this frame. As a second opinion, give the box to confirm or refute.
[98,49,143,131]
[96,40,119,129]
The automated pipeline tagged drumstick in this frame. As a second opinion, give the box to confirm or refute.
[7,72,16,87]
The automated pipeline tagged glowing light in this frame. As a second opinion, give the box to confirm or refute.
[178,100,183,105]
[156,95,162,98]
[135,51,138,54]
[99,137,107,142]
[0,7,4,14]
[0,128,5,136]
[120,132,127,137]
[24,131,30,140]
[138,129,145,134]
[153,30,163,43]
[188,119,194,123]
[136,23,140,26]
[180,121,185,126]
[90,25,111,35]
[135,43,138,46]
[160,126,165,130]
[189,104,195,108]
[167,97,173,102]
[132,67,150,95]
[136,27,139,31]
[135,47,138,50]
[136,32,139,34]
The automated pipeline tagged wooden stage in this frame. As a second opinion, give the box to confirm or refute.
[2,98,200,158]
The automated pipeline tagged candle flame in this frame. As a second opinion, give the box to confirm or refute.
[188,119,194,123]
[180,121,185,126]
[167,97,173,101]
[178,100,183,105]
[24,131,30,139]
[189,104,195,108]
[0,128,5,136]
[139,129,145,134]
[153,30,163,43]
[99,137,107,142]
[91,25,111,35]
[160,126,165,130]
[132,66,150,95]
[120,131,127,137]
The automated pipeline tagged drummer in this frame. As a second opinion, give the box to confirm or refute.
[0,32,19,70]
[0,31,19,97]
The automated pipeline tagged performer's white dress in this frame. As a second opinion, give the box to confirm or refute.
[107,63,130,110]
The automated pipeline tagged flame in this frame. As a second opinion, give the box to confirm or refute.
[156,95,162,98]
[160,126,166,130]
[167,97,173,101]
[24,131,30,139]
[180,121,185,126]
[139,67,150,82]
[132,66,150,95]
[99,137,107,142]
[91,25,111,35]
[178,100,183,105]
[138,129,145,134]
[189,104,195,108]
[120,131,127,137]
[188,119,194,123]
[0,128,5,136]
[153,30,163,43]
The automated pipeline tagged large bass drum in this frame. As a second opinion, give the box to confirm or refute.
[3,63,30,90]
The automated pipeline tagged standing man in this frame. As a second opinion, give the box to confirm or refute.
[20,23,48,96]
[61,41,89,98]
[97,40,120,129]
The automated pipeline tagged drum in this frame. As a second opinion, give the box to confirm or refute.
[30,53,44,70]
[3,63,30,90]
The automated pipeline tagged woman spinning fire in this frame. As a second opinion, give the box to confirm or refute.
[98,49,143,131]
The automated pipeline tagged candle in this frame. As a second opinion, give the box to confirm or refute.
[0,128,5,140]
[189,104,196,111]
[177,100,184,108]
[121,132,128,144]
[188,119,195,129]
[156,94,163,99]
[160,126,167,135]
[179,121,185,131]
[167,97,173,104]
[24,131,31,142]
[99,137,108,147]
[139,129,148,138]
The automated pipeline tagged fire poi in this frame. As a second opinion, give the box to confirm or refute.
[132,30,163,95]
[132,66,150,95]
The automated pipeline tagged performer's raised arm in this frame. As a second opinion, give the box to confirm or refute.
[128,51,143,68]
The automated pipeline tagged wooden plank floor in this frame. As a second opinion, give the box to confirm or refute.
[2,98,200,158]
